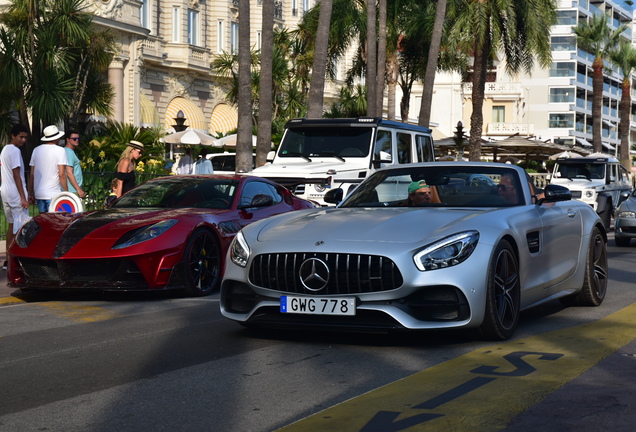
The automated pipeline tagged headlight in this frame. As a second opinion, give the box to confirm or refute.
[112,219,178,249]
[15,219,41,248]
[617,211,636,219]
[585,190,594,198]
[230,231,250,268]
[414,231,479,271]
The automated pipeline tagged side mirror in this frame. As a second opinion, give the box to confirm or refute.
[266,151,275,163]
[324,188,344,205]
[619,190,631,206]
[538,184,572,204]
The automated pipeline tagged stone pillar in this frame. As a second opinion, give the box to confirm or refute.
[108,59,125,123]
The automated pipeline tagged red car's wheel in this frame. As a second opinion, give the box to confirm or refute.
[183,228,221,296]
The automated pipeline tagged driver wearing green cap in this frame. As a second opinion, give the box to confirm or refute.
[406,180,432,206]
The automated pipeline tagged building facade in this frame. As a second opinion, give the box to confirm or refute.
[0,0,323,135]
[420,0,636,158]
[92,0,320,135]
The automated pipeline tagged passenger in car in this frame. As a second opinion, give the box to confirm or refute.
[497,173,520,205]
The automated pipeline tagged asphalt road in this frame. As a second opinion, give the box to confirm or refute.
[1,234,636,432]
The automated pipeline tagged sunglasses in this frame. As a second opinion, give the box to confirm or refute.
[70,137,80,141]
[497,184,513,191]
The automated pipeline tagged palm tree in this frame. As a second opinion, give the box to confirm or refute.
[236,0,253,173]
[609,40,636,169]
[574,13,627,154]
[365,0,377,117]
[256,0,275,167]
[448,0,558,161]
[306,0,333,117]
[417,0,447,127]
[0,0,115,145]
[375,0,388,117]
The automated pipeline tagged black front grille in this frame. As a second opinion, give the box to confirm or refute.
[18,258,147,288]
[570,191,582,199]
[249,253,403,295]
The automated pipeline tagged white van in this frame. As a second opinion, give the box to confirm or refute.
[251,117,435,205]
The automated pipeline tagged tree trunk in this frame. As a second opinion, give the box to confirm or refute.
[256,0,274,167]
[236,0,253,173]
[469,37,490,162]
[400,87,410,122]
[591,56,604,154]
[366,0,377,117]
[620,78,631,169]
[306,0,333,118]
[375,0,387,117]
[386,52,398,120]
[418,0,447,128]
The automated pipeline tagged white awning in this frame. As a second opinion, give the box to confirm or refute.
[602,119,616,128]
[576,138,593,147]
[602,142,616,151]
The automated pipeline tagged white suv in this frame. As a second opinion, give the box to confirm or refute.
[251,117,435,205]
[550,153,631,229]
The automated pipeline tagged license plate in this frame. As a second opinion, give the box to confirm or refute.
[280,296,356,316]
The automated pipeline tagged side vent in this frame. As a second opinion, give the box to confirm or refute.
[526,231,540,253]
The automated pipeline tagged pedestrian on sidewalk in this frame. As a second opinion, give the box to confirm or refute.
[115,140,143,197]
[64,129,86,198]
[0,124,30,268]
[176,148,194,175]
[194,148,214,174]
[28,125,68,213]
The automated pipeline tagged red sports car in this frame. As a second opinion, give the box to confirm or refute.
[8,175,315,296]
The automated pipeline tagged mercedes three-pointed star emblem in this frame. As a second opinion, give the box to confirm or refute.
[298,258,330,291]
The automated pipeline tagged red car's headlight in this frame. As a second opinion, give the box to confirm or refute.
[112,219,179,250]
[15,219,41,248]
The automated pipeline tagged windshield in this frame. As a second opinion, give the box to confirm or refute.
[112,177,239,209]
[340,165,524,208]
[553,162,605,180]
[278,127,373,158]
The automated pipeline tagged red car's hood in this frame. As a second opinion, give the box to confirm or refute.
[17,208,223,259]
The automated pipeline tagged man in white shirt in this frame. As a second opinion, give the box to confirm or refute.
[176,148,194,175]
[28,125,68,213]
[0,124,29,250]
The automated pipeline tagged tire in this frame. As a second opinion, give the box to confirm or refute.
[477,239,520,341]
[615,236,631,247]
[182,228,222,296]
[561,227,608,307]
[598,207,611,232]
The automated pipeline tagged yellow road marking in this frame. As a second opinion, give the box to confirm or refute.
[38,301,121,323]
[0,296,25,306]
[279,303,636,432]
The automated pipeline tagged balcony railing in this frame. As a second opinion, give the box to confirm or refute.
[463,82,522,95]
[487,123,533,135]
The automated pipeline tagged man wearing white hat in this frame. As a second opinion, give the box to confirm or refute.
[28,125,68,213]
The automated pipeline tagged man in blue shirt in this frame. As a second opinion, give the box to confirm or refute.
[194,148,214,174]
[64,129,86,198]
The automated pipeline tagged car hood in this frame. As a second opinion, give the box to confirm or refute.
[550,178,602,190]
[253,159,367,177]
[25,207,222,259]
[253,207,492,245]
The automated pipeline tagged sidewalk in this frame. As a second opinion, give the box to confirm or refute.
[0,240,17,299]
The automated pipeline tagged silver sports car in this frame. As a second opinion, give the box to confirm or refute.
[221,162,608,340]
